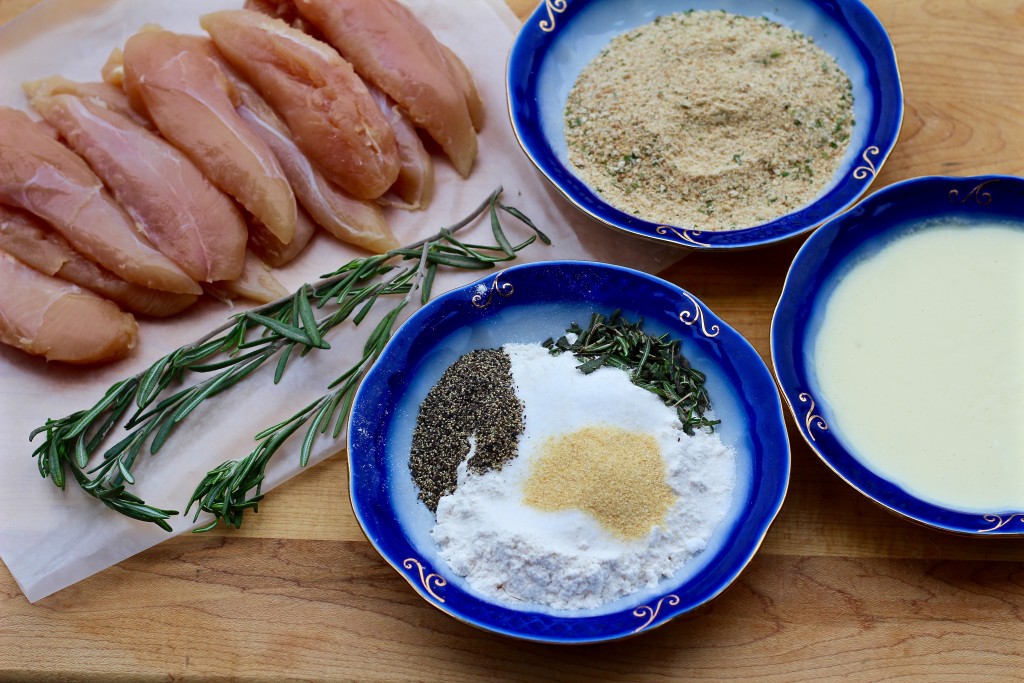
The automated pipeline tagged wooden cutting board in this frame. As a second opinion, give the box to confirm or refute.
[2,0,1023,680]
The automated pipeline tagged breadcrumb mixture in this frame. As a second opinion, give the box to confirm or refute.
[564,10,854,231]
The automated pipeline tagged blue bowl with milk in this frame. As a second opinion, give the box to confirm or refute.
[772,175,1024,535]
[348,261,790,643]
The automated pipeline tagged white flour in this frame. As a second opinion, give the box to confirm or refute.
[430,343,737,611]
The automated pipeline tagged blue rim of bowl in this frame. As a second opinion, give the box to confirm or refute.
[348,260,791,643]
[507,0,904,251]
[771,174,1024,536]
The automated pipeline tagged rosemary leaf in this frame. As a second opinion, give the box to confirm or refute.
[498,202,552,244]
[423,251,493,270]
[295,286,323,348]
[352,282,388,326]
[137,358,172,409]
[246,312,321,348]
[74,434,89,469]
[421,262,438,306]
[300,400,332,468]
[46,441,64,489]
[490,194,515,256]
[273,343,295,385]
[117,459,136,485]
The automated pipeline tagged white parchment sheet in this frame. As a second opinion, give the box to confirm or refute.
[0,0,676,602]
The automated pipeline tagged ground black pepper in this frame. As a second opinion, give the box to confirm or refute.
[409,348,524,512]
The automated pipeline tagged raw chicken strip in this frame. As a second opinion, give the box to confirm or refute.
[27,82,248,283]
[201,10,400,200]
[26,75,154,131]
[247,208,314,268]
[438,43,484,131]
[292,0,479,176]
[212,60,398,252]
[0,205,197,317]
[367,85,434,210]
[121,29,297,243]
[0,248,137,364]
[244,0,323,38]
[101,47,125,87]
[0,107,201,295]
[205,249,288,304]
[236,101,398,253]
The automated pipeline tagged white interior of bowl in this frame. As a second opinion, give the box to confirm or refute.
[383,299,754,617]
[534,0,876,206]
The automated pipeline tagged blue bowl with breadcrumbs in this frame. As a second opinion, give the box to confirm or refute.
[507,0,903,250]
[347,261,790,643]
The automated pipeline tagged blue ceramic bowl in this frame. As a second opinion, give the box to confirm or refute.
[507,0,903,250]
[348,261,790,643]
[772,175,1024,535]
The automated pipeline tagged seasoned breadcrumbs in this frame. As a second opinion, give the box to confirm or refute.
[564,10,854,231]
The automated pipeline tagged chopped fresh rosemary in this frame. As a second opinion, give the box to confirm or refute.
[29,187,549,532]
[542,310,719,435]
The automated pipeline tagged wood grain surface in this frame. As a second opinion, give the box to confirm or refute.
[3,0,1024,681]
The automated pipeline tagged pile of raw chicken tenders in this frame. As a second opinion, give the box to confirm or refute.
[0,0,483,364]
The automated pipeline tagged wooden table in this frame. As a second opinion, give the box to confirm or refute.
[2,0,1023,680]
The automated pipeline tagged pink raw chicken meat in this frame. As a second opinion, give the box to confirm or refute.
[0,247,138,364]
[233,93,398,253]
[0,205,197,317]
[367,85,434,211]
[243,0,323,38]
[26,78,248,283]
[0,107,201,295]
[120,29,297,244]
[27,75,155,131]
[292,0,481,176]
[205,249,288,304]
[246,208,315,268]
[201,9,400,200]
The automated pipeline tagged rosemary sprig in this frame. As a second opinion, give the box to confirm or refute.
[543,310,719,435]
[30,187,549,532]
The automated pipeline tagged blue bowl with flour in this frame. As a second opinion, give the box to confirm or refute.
[507,0,903,250]
[348,261,790,643]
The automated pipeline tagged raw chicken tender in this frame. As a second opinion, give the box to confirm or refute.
[27,76,154,130]
[235,101,397,253]
[0,107,200,295]
[205,249,288,304]
[0,248,138,364]
[201,10,400,200]
[27,79,248,283]
[368,85,434,210]
[120,29,297,243]
[0,205,197,317]
[246,207,315,268]
[243,0,322,37]
[293,0,480,176]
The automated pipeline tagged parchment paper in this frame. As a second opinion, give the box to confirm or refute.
[0,0,676,602]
